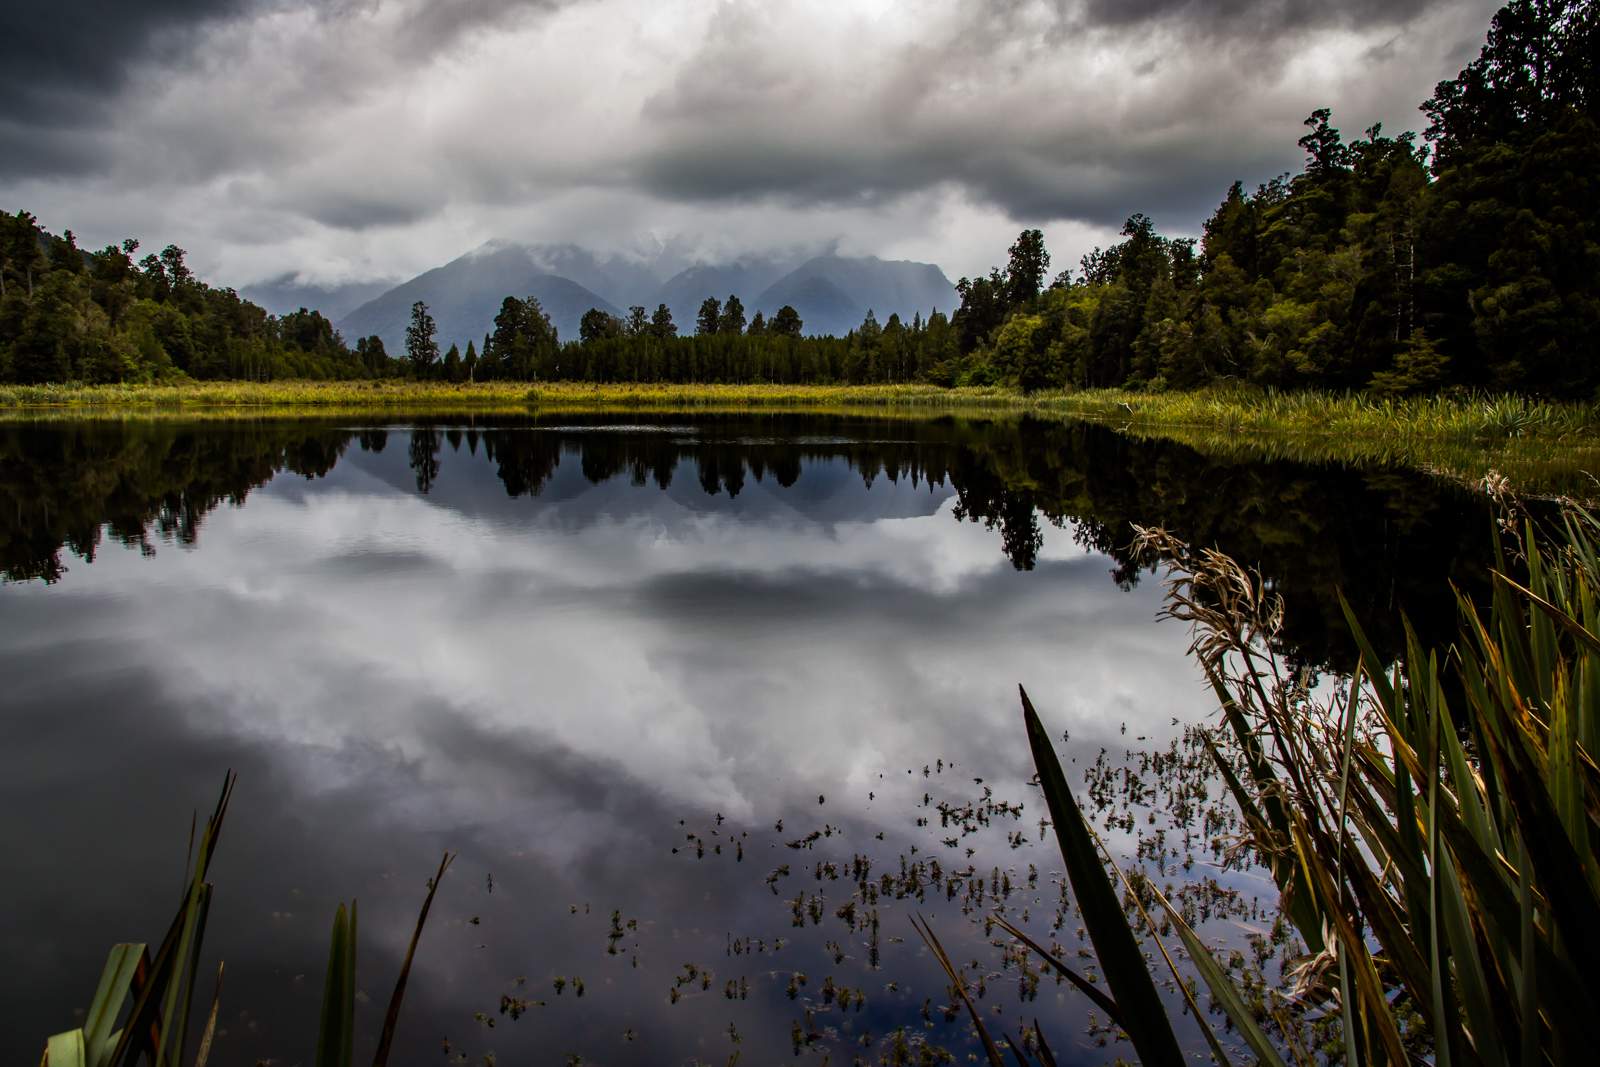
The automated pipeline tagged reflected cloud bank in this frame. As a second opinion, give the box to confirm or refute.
[0,412,1509,1064]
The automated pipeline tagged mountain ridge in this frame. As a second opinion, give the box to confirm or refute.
[334,241,958,352]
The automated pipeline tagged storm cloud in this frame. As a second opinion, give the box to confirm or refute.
[1,0,1499,288]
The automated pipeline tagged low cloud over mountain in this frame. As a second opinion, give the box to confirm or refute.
[0,0,1499,293]
[334,241,960,352]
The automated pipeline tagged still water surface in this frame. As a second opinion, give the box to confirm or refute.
[0,413,1509,1065]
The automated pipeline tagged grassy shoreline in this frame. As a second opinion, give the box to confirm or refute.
[4,378,1595,440]
[0,379,1016,411]
[4,379,1596,497]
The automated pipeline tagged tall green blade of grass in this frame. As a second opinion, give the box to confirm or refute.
[991,917,1121,1025]
[80,943,144,1067]
[372,853,455,1067]
[1019,685,1185,1067]
[910,915,1006,1067]
[316,902,357,1067]
[47,1030,85,1067]
[1141,876,1287,1067]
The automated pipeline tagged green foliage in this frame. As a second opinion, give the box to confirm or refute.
[696,296,721,336]
[947,0,1597,398]
[769,305,802,338]
[6,0,1588,397]
[315,903,356,1067]
[405,301,439,374]
[719,295,746,335]
[484,294,558,380]
[0,214,398,384]
[41,771,453,1067]
[1368,328,1449,396]
[961,507,1600,1066]
[43,774,236,1067]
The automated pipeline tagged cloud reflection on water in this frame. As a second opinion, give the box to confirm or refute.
[0,432,1214,1066]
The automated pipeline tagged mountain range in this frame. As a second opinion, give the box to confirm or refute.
[246,242,959,354]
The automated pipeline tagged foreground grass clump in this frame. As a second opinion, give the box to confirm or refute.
[962,508,1600,1066]
[41,773,453,1067]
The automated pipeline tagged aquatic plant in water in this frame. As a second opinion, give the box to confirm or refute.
[40,779,454,1067]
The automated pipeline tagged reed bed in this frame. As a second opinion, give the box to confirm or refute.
[4,379,1595,500]
[1039,386,1600,444]
[6,379,1595,444]
[965,508,1600,1066]
[0,380,1015,410]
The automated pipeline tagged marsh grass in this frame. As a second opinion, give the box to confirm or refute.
[41,778,454,1067]
[7,379,1592,441]
[1037,385,1600,441]
[973,508,1600,1066]
[3,378,1596,501]
[0,380,1015,411]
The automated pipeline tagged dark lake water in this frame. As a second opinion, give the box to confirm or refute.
[0,412,1512,1066]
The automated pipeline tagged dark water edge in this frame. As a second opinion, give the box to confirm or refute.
[0,411,1537,1067]
[1,411,1531,668]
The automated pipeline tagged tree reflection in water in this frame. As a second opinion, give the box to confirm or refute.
[0,412,1528,669]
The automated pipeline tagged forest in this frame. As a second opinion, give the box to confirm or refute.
[1,0,1593,396]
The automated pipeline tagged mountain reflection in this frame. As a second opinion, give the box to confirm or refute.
[0,413,1513,667]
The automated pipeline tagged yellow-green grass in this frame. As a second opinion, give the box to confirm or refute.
[1033,385,1600,442]
[5,380,1595,441]
[0,380,1015,410]
[4,379,1595,497]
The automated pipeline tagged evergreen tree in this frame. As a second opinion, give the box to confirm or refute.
[405,300,439,375]
[651,303,677,339]
[770,306,802,337]
[696,297,722,336]
[1005,229,1049,304]
[580,307,614,343]
[720,295,746,334]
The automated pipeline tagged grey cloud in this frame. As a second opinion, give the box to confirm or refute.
[1078,0,1442,30]
[626,0,1484,228]
[0,0,1502,282]
[630,124,1277,229]
[0,0,569,181]
[972,0,1447,34]
[296,186,443,230]
[0,0,250,127]
[0,0,252,177]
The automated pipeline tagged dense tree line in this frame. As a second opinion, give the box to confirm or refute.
[460,291,959,385]
[475,0,1600,395]
[959,0,1599,397]
[0,217,399,383]
[4,1,1588,393]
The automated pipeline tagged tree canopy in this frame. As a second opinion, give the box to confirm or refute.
[3,1,1590,394]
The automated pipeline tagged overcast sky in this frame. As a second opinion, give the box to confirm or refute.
[2,0,1499,289]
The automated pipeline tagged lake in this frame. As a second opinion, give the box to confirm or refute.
[0,411,1517,1066]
